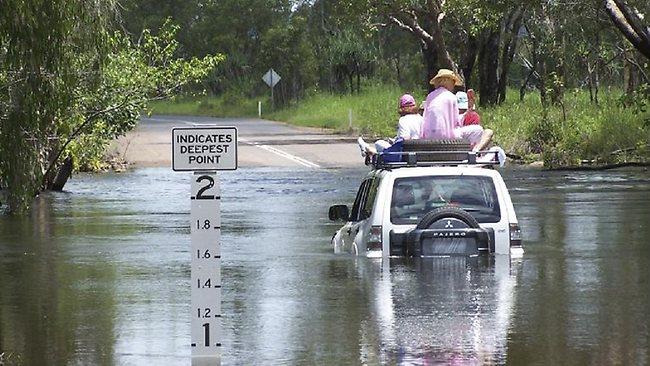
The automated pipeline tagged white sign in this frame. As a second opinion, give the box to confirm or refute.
[191,173,222,359]
[262,69,281,88]
[172,126,237,171]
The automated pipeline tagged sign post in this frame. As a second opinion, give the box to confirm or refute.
[262,68,281,109]
[172,126,238,364]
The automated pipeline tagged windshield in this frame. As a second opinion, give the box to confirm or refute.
[390,175,501,224]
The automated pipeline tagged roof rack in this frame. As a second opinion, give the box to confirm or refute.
[371,150,500,169]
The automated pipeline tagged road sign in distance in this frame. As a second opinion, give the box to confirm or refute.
[262,69,281,88]
[172,126,238,171]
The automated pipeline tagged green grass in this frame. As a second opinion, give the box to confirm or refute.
[148,94,260,118]
[267,85,426,137]
[483,89,649,166]
[150,85,649,167]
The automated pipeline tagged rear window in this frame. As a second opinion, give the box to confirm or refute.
[390,175,501,224]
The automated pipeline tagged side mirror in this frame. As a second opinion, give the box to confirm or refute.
[329,205,350,221]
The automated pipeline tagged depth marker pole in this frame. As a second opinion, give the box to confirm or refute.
[172,126,238,366]
[190,172,221,363]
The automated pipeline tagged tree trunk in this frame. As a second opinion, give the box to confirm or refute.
[478,29,501,106]
[356,62,361,94]
[520,68,535,101]
[348,72,354,95]
[460,35,479,87]
[421,43,439,92]
[49,157,73,191]
[497,8,524,103]
[624,50,639,93]
[394,56,402,86]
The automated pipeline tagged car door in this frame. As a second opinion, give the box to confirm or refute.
[342,179,372,254]
[343,177,381,255]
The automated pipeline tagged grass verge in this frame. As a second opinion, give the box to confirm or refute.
[149,86,650,168]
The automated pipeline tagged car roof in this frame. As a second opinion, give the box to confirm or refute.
[366,166,504,180]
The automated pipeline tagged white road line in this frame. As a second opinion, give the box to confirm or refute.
[145,117,204,126]
[240,138,321,168]
[148,119,321,168]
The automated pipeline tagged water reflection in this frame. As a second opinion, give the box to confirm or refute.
[0,196,117,365]
[504,168,650,365]
[353,256,519,365]
[0,167,649,365]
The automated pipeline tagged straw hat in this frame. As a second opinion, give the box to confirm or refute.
[430,69,463,87]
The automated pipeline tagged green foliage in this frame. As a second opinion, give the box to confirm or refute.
[148,94,260,118]
[620,83,650,123]
[485,88,650,168]
[327,29,377,94]
[0,3,221,214]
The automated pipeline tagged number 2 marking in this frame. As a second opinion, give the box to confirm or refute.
[195,175,215,200]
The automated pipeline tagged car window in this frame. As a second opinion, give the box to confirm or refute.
[359,178,379,220]
[350,179,370,222]
[390,176,501,224]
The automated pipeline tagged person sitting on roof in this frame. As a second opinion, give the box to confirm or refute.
[456,90,481,126]
[357,93,423,157]
[421,69,493,152]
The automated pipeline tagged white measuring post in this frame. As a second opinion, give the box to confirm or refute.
[172,126,238,364]
[191,172,221,359]
[258,101,262,118]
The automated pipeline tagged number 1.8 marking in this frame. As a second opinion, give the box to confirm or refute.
[196,219,212,230]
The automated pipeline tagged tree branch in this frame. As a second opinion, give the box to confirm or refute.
[613,0,650,41]
[387,15,415,34]
[40,93,137,189]
[604,0,650,58]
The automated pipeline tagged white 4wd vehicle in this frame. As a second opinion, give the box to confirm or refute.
[329,142,523,258]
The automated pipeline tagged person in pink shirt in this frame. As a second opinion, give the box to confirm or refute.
[421,69,492,151]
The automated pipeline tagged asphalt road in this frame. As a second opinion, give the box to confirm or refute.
[110,115,362,169]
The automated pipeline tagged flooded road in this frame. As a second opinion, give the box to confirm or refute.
[1,167,649,365]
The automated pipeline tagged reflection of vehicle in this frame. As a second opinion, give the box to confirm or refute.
[357,256,520,364]
[329,148,522,257]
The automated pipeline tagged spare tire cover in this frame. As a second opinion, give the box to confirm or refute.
[416,206,480,230]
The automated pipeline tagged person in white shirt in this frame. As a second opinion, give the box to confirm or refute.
[358,94,423,156]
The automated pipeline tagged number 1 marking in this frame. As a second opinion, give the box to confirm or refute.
[203,323,210,347]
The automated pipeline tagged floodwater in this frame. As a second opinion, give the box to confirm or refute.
[0,166,649,365]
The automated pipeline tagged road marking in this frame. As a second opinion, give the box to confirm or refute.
[240,138,321,168]
[143,118,322,168]
[146,117,198,126]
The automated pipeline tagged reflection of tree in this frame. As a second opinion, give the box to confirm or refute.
[506,184,570,364]
[506,173,650,364]
[0,194,118,365]
[591,187,649,364]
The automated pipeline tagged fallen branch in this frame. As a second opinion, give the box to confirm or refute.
[548,161,650,171]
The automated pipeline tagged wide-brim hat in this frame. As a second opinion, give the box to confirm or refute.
[430,69,463,87]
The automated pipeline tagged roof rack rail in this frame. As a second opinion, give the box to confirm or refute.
[371,150,500,169]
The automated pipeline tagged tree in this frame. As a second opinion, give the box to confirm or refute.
[374,1,458,85]
[328,30,376,94]
[604,0,650,59]
[0,0,221,214]
[372,0,527,105]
